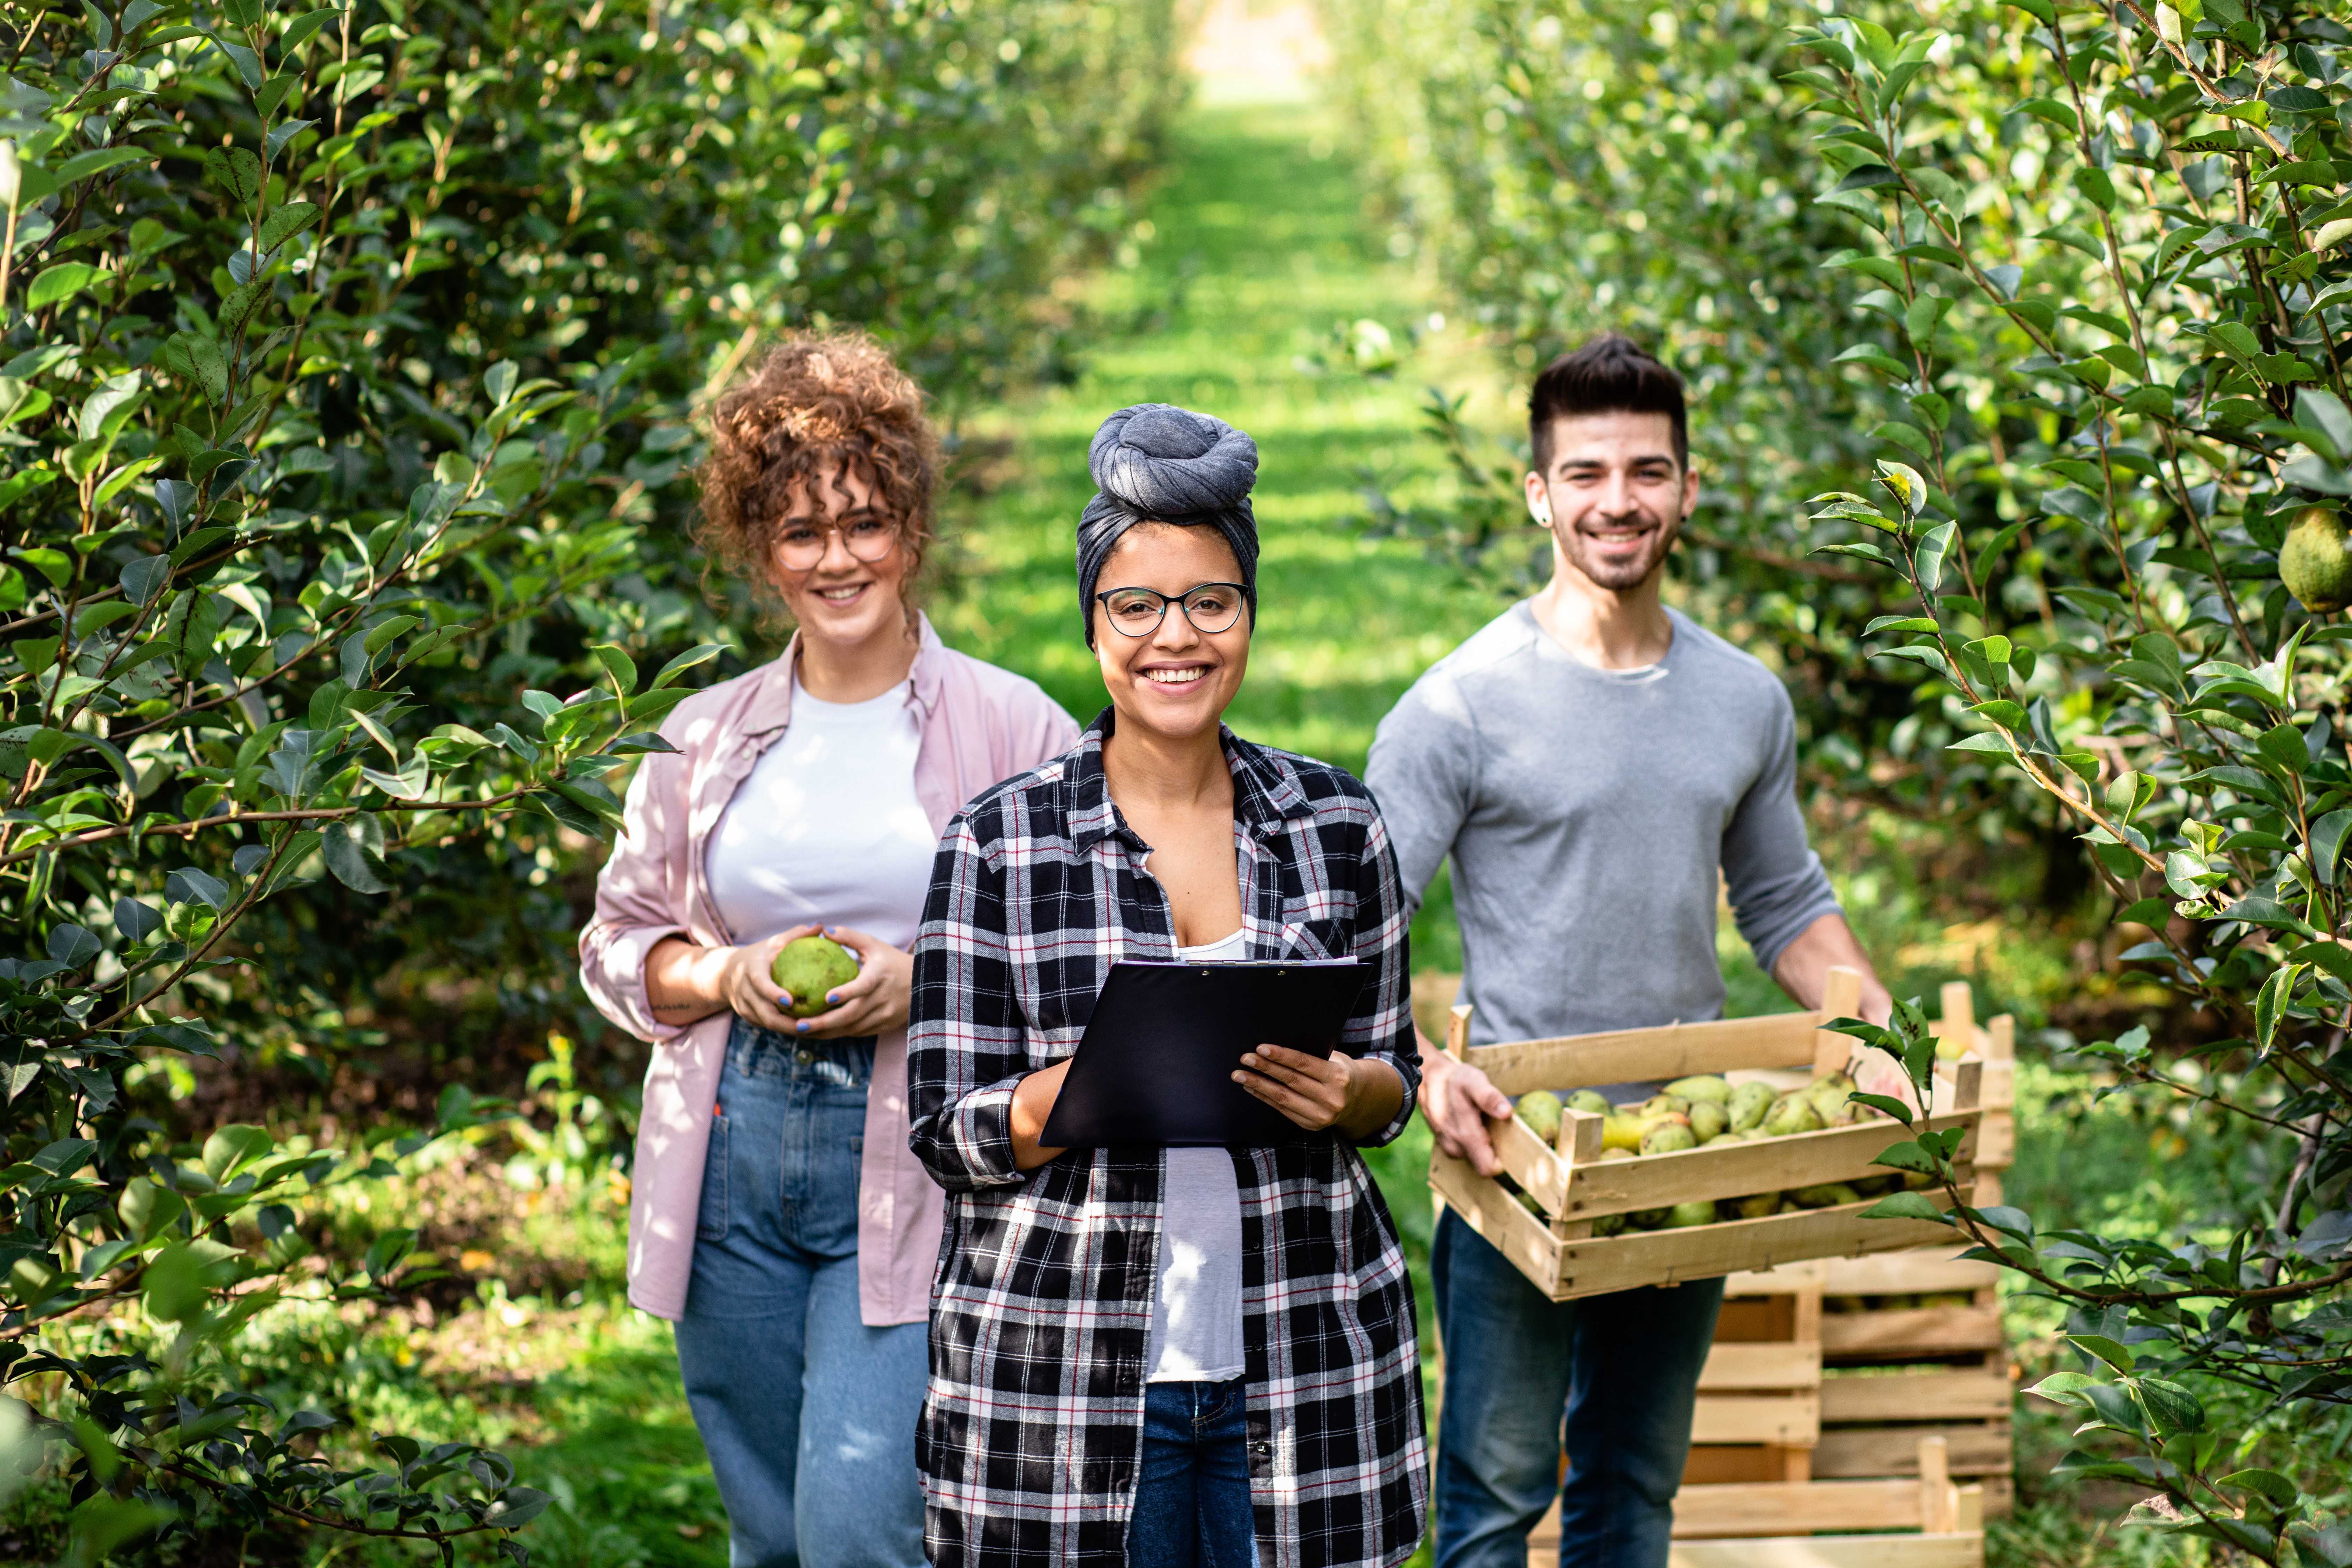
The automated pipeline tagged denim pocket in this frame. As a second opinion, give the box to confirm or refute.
[696,1111,730,1242]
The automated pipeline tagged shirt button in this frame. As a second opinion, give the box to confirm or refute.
[797,1049,815,1064]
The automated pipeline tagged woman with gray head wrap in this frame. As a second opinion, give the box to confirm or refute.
[1076,402,1260,644]
[907,401,1429,1568]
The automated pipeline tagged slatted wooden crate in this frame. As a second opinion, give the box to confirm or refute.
[1529,1436,1986,1567]
[1684,1269,1823,1486]
[1812,1249,2015,1517]
[1675,1249,2014,1504]
[1411,973,2015,1206]
[1427,969,1984,1301]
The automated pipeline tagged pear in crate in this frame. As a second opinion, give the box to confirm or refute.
[1567,1089,1612,1117]
[1791,1182,1863,1209]
[1665,1199,1716,1228]
[1727,1192,1776,1220]
[1639,1121,1698,1156]
[1663,1074,1731,1105]
[1514,1090,1563,1144]
[1687,1100,1729,1142]
[1760,1094,1824,1138]
[1728,1080,1774,1132]
[1806,1071,1858,1121]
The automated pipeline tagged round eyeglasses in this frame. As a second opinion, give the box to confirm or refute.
[1093,582,1248,638]
[775,515,899,573]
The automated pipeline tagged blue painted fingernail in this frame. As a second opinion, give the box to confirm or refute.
[796,1021,809,1034]
[826,993,839,1004]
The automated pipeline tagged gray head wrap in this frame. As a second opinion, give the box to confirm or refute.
[1077,403,1260,645]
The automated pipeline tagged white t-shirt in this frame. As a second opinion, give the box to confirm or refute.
[1146,928,1248,1384]
[704,677,937,952]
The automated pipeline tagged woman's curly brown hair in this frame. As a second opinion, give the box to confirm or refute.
[694,331,941,619]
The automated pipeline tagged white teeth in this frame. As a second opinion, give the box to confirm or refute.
[817,586,862,600]
[1143,667,1206,685]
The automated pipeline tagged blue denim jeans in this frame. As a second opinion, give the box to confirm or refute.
[673,1019,927,1568]
[1127,1379,1257,1568]
[1432,1208,1725,1568]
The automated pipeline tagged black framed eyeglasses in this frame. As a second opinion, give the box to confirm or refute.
[1093,581,1248,638]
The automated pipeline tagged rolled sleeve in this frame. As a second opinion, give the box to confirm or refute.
[908,812,1032,1191]
[1722,693,1843,974]
[579,746,693,1044]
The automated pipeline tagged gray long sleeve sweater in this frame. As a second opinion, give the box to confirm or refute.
[1364,601,1841,1054]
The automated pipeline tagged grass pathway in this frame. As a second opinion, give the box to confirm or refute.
[936,94,1503,794]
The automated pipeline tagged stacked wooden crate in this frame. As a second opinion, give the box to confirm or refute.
[1529,1431,1987,1567]
[1416,975,2017,1565]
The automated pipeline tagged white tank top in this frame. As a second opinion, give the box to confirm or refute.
[1146,928,1248,1384]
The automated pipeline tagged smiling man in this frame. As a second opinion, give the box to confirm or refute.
[1364,335,1890,1568]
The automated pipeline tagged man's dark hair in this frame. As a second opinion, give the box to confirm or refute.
[1527,333,1688,475]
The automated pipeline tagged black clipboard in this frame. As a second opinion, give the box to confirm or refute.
[1038,959,1368,1148]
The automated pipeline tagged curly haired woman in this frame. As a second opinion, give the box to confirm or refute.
[581,333,1077,1568]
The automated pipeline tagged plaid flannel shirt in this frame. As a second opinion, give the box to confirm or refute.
[908,712,1429,1568]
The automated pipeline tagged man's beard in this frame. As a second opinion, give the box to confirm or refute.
[1555,511,1681,591]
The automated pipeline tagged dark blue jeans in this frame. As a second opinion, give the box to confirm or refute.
[1432,1208,1724,1568]
[673,1020,926,1568]
[1127,1379,1257,1568]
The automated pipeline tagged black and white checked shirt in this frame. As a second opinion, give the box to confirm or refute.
[908,712,1428,1568]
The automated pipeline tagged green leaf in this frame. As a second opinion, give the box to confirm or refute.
[652,642,725,688]
[2014,96,2078,133]
[2137,1376,2206,1434]
[592,643,638,698]
[279,7,343,52]
[1862,1191,1952,1224]
[257,201,320,254]
[2254,961,2303,1054]
[200,1124,271,1183]
[202,145,264,205]
[1969,699,2027,728]
[362,614,420,654]
[2025,1370,2100,1407]
[2067,1332,2138,1373]
[25,262,99,310]
[321,822,390,894]
[52,147,147,187]
[1913,519,1956,594]
[157,332,228,404]
[2217,1469,2301,1508]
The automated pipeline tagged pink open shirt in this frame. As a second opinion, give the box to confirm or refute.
[579,615,1078,1324]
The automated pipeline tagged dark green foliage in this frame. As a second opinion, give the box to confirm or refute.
[0,0,1179,1558]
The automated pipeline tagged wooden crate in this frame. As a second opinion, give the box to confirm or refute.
[1429,968,1984,1301]
[1530,1436,1985,1566]
[1812,1248,2015,1518]
[1685,1268,1824,1486]
[1413,973,2017,1202]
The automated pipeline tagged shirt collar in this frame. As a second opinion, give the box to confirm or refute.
[743,612,941,737]
[1066,706,1315,854]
